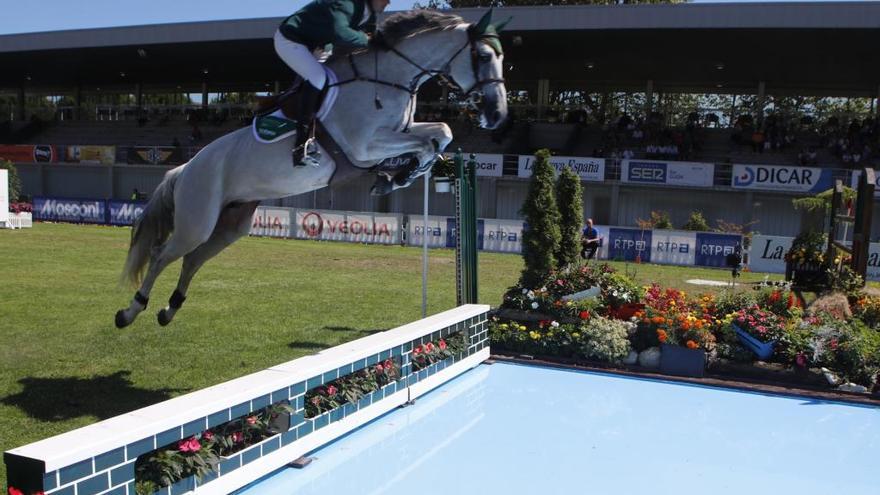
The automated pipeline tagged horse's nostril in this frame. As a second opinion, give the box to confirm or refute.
[493,110,502,122]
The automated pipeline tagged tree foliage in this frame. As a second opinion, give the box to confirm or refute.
[520,149,561,286]
[555,165,583,268]
[0,160,21,203]
[681,210,710,232]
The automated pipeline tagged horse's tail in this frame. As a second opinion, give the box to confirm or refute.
[120,166,182,287]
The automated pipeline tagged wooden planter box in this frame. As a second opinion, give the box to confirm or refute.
[732,323,776,360]
[659,344,706,378]
[785,261,826,288]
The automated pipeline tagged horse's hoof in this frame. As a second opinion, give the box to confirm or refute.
[157,309,172,327]
[115,310,130,329]
[370,181,393,196]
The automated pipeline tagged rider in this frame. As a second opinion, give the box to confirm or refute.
[275,0,391,167]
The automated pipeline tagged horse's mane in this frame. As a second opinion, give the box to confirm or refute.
[379,10,465,46]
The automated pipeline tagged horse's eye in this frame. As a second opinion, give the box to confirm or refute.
[479,54,492,63]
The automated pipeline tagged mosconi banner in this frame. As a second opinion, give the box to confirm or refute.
[695,232,742,267]
[441,152,503,177]
[621,159,715,187]
[33,196,106,224]
[850,169,880,198]
[517,155,605,182]
[0,144,56,163]
[251,207,292,238]
[731,164,833,193]
[406,215,449,248]
[608,228,652,262]
[295,209,401,244]
[107,200,146,226]
[65,146,116,165]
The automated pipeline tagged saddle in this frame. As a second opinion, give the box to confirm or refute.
[253,78,328,143]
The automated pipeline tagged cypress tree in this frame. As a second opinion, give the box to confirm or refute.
[555,165,583,268]
[520,149,561,287]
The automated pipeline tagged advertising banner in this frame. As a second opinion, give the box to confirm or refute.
[608,228,652,262]
[481,218,524,253]
[66,145,116,165]
[442,152,504,177]
[621,160,714,187]
[0,169,7,224]
[33,197,106,224]
[731,164,833,193]
[0,145,56,163]
[850,169,880,198]
[108,200,146,226]
[517,155,605,182]
[445,218,485,250]
[748,235,792,274]
[295,209,400,244]
[406,215,449,248]
[694,232,742,267]
[128,146,185,165]
[650,230,697,265]
[251,207,292,238]
[867,244,880,282]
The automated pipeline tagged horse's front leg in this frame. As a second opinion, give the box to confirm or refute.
[361,123,453,194]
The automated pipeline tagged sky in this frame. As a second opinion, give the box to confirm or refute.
[0,0,874,36]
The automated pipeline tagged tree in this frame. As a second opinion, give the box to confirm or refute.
[0,160,21,203]
[520,149,561,286]
[681,210,710,231]
[555,165,583,268]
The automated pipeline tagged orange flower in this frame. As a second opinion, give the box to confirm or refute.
[681,321,691,330]
[686,340,698,349]
[656,329,668,343]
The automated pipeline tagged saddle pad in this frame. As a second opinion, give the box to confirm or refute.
[251,67,339,144]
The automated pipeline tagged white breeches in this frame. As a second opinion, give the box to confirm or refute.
[274,29,328,89]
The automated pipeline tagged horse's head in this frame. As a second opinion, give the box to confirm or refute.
[448,10,508,130]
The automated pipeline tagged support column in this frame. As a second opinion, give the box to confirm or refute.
[74,84,82,120]
[482,177,497,219]
[609,183,620,226]
[16,85,25,121]
[135,83,143,116]
[536,78,550,120]
[756,81,766,126]
[201,82,208,111]
[645,80,654,119]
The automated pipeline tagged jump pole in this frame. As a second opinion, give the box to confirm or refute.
[455,150,479,306]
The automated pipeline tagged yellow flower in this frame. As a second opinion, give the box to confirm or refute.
[572,332,580,339]
[499,323,509,330]
[529,331,540,340]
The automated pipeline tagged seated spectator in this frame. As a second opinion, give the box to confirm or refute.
[622,148,635,160]
[190,124,203,143]
[171,137,181,148]
[752,130,765,153]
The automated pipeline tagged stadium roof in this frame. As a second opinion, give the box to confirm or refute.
[2,2,880,96]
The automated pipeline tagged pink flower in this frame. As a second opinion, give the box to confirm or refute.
[375,363,385,373]
[327,385,338,395]
[8,487,24,495]
[311,396,321,406]
[438,340,447,351]
[425,342,435,353]
[796,353,807,368]
[246,416,257,425]
[202,431,214,441]
[178,437,200,453]
[830,338,839,350]
[231,431,244,443]
[413,345,423,355]
[384,359,394,369]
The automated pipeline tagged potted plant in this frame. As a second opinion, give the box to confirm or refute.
[431,155,456,193]
[730,305,785,360]
[784,231,827,288]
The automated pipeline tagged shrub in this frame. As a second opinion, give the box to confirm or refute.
[520,149,561,287]
[681,210,710,231]
[555,165,583,269]
[0,160,21,203]
[579,317,632,362]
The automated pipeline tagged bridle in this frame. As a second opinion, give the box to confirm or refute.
[329,27,505,129]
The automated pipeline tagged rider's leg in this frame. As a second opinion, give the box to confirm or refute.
[273,30,326,167]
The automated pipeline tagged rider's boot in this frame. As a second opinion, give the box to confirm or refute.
[292,82,323,168]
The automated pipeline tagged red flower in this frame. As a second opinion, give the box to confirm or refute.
[578,311,590,320]
[413,345,423,355]
[311,396,321,406]
[246,416,258,425]
[8,487,24,495]
[202,431,214,441]
[375,363,385,373]
[384,358,394,369]
[232,431,244,443]
[425,342,435,353]
[538,320,550,328]
[438,340,447,350]
[830,338,839,351]
[178,437,201,453]
[327,385,338,395]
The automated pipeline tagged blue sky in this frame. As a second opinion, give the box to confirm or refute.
[0,0,873,35]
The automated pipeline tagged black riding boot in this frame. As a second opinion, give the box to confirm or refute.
[292,82,323,168]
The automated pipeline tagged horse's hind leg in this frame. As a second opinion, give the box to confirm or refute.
[157,201,258,326]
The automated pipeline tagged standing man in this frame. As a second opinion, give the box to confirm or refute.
[581,217,602,260]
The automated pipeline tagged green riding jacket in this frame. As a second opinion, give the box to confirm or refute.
[279,0,376,51]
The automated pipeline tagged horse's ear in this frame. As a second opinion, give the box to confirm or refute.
[492,17,512,33]
[473,8,493,35]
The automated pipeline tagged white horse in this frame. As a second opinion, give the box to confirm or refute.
[115,9,508,328]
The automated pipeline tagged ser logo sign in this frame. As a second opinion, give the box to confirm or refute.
[627,162,667,183]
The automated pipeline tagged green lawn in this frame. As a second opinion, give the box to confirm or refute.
[0,223,779,486]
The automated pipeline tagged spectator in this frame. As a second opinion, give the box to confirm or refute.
[171,137,181,148]
[751,129,765,153]
[580,218,602,260]
[131,188,140,201]
[190,124,203,143]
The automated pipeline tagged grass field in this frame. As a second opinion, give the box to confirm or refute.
[0,223,780,486]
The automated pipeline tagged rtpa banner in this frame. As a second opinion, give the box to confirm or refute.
[621,160,715,188]
[517,155,605,182]
[65,146,116,165]
[0,144,57,163]
[406,215,449,248]
[441,152,504,177]
[481,218,524,253]
[731,164,833,193]
[251,207,292,238]
[33,197,106,224]
[295,209,401,244]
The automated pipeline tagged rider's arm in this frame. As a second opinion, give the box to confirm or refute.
[329,0,369,48]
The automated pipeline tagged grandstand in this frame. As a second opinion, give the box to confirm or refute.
[2,2,880,237]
